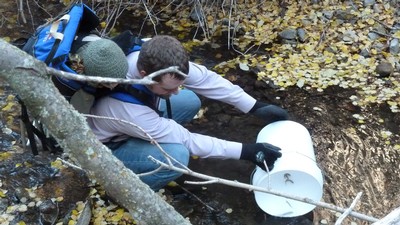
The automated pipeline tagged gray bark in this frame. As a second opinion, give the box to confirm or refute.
[372,207,400,225]
[0,39,191,225]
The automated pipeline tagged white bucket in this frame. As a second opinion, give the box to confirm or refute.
[252,120,323,217]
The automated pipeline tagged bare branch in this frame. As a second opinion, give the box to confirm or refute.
[150,157,379,223]
[17,0,27,24]
[46,66,187,85]
[372,207,400,225]
[335,192,363,225]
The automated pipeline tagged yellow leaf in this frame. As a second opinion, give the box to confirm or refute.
[109,209,125,222]
[100,22,106,29]
[167,181,179,187]
[352,54,360,60]
[2,102,17,112]
[366,18,375,25]
[51,160,63,169]
[270,70,278,77]
[393,31,400,39]
[365,96,377,102]
[0,190,6,198]
[265,63,274,70]
[3,37,11,42]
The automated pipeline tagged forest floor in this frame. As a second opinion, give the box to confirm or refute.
[1,1,399,225]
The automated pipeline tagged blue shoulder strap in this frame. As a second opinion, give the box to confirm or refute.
[109,84,153,106]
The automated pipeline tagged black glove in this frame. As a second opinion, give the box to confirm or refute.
[240,143,282,171]
[249,101,288,124]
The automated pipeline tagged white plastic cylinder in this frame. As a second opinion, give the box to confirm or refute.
[252,120,323,217]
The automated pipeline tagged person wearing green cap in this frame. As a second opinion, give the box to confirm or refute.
[52,36,129,113]
[87,35,289,191]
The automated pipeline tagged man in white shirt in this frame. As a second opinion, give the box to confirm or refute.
[87,35,288,190]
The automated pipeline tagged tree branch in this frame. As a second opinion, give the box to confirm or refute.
[0,38,191,225]
[334,192,363,225]
[46,66,187,85]
[150,157,379,223]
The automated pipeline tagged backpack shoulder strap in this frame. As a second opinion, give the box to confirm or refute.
[95,84,157,111]
[111,30,143,55]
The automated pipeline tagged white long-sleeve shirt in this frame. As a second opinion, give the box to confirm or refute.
[87,51,257,159]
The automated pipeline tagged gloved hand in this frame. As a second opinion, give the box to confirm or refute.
[240,143,282,171]
[249,101,288,124]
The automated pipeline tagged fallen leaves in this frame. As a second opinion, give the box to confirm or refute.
[167,1,400,115]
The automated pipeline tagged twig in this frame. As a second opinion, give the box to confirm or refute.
[316,22,331,49]
[185,180,218,185]
[17,0,27,24]
[24,0,34,31]
[227,0,233,50]
[150,157,379,223]
[45,66,187,85]
[175,182,216,212]
[372,207,400,225]
[370,30,393,38]
[335,192,363,225]
[56,157,84,171]
[136,166,163,177]
[371,17,399,31]
[194,0,210,40]
[141,0,158,35]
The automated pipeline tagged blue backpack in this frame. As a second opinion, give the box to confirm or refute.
[19,3,150,154]
[22,2,143,97]
[23,3,98,73]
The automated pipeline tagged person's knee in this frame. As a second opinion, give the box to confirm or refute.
[166,144,190,167]
[144,145,189,190]
[185,90,201,113]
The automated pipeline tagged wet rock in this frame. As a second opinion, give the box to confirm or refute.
[342,30,358,43]
[0,152,90,225]
[372,42,386,53]
[389,38,399,54]
[0,198,8,213]
[279,29,297,40]
[364,0,376,7]
[297,28,307,42]
[335,9,357,22]
[38,199,58,224]
[373,4,382,13]
[367,32,380,41]
[360,48,370,57]
[13,187,30,203]
[301,18,313,26]
[322,10,334,20]
[281,39,298,45]
[190,4,204,22]
[375,61,394,77]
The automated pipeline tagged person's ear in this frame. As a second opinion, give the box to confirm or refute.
[139,70,147,78]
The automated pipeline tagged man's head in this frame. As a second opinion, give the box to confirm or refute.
[137,35,189,98]
[77,39,128,89]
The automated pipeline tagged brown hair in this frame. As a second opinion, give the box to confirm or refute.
[137,35,189,82]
